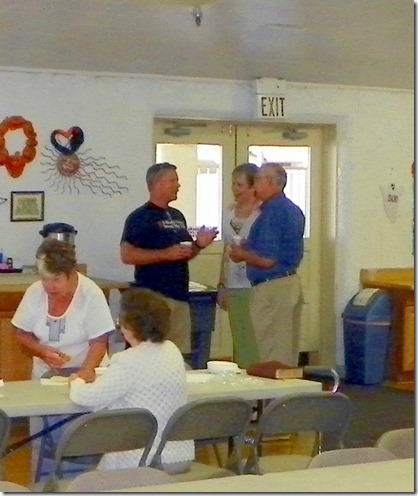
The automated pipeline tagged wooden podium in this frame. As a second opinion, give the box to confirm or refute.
[360,268,414,386]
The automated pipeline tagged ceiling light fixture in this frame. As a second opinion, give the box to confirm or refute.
[192,6,203,26]
[164,126,192,137]
[282,128,308,140]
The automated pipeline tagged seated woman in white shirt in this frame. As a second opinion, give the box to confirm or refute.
[69,288,194,471]
[12,238,115,481]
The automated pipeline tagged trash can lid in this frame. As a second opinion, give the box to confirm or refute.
[342,289,392,322]
[39,223,78,236]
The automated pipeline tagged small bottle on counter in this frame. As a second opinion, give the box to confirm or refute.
[6,257,13,269]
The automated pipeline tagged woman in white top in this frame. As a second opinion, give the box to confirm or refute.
[70,288,194,471]
[12,239,115,481]
[217,163,261,368]
[12,240,114,381]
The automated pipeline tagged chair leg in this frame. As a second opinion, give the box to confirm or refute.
[213,444,224,467]
[34,413,86,482]
[255,400,264,457]
[34,418,56,482]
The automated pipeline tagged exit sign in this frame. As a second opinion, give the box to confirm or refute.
[255,78,286,119]
[257,95,286,118]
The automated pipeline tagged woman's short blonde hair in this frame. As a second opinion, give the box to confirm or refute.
[36,239,77,276]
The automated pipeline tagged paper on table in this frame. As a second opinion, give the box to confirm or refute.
[40,377,68,386]
[186,372,213,383]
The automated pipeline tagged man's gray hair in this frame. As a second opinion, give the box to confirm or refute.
[261,163,287,189]
[145,162,177,188]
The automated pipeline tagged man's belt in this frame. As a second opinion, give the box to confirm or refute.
[251,269,297,287]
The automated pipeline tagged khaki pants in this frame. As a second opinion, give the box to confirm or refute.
[250,275,303,366]
[127,289,191,354]
[161,296,191,354]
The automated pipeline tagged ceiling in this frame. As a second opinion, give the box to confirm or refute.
[0,0,413,89]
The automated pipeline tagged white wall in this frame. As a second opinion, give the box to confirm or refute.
[1,68,413,366]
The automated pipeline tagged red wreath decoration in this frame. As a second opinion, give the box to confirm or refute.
[0,116,38,178]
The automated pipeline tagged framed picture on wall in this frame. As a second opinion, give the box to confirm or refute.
[10,191,45,222]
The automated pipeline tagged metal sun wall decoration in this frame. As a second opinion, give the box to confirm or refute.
[40,126,128,196]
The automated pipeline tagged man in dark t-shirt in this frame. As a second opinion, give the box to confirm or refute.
[120,162,217,353]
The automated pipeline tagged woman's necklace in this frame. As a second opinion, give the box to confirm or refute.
[230,199,260,234]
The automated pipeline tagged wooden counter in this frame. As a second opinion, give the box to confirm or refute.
[360,268,414,384]
[0,273,129,381]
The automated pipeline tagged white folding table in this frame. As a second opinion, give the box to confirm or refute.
[0,371,321,418]
[109,458,415,493]
[1,371,321,454]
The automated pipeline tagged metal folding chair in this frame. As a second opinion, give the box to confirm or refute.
[0,481,31,492]
[35,368,85,483]
[65,466,174,492]
[244,391,352,474]
[0,409,11,479]
[308,446,397,468]
[41,407,158,492]
[249,365,341,455]
[302,366,340,393]
[375,428,415,459]
[150,397,253,482]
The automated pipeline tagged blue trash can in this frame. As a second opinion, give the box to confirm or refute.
[187,284,218,369]
[342,289,393,385]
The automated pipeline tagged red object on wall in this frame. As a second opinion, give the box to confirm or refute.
[0,115,38,178]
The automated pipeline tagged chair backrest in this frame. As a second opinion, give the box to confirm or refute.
[65,466,174,491]
[243,392,352,475]
[0,408,11,479]
[55,407,158,461]
[0,409,11,457]
[255,391,352,443]
[43,407,158,491]
[0,481,31,492]
[151,397,252,472]
[308,446,397,468]
[375,428,415,459]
